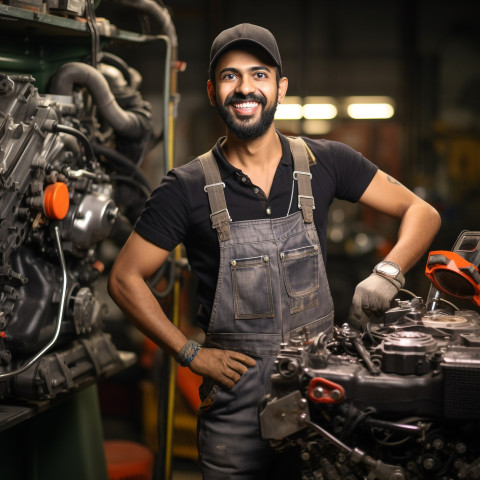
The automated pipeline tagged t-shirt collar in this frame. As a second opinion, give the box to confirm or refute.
[212,131,292,180]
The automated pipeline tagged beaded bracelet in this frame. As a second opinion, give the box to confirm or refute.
[175,339,201,367]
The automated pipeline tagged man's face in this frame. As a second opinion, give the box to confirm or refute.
[208,49,287,140]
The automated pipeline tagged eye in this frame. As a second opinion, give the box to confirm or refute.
[254,72,267,79]
[221,72,237,81]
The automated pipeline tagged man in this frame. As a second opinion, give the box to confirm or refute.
[108,23,441,480]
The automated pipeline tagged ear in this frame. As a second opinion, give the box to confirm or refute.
[207,80,216,107]
[277,76,288,104]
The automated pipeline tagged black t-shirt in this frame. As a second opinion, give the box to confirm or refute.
[135,132,378,327]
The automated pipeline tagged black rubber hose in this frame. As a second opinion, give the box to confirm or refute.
[49,62,148,139]
[97,51,133,86]
[43,120,96,165]
[92,142,151,191]
[112,175,151,198]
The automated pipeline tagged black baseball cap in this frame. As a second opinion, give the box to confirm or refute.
[209,23,282,80]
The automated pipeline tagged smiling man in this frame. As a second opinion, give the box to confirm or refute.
[108,23,441,479]
[209,46,283,140]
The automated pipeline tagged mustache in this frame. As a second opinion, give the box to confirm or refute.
[224,93,266,107]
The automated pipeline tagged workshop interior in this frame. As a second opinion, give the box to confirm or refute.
[0,0,479,479]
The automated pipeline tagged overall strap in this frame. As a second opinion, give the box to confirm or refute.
[287,136,315,224]
[198,150,232,242]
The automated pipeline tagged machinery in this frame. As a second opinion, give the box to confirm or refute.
[259,231,480,480]
[0,0,177,402]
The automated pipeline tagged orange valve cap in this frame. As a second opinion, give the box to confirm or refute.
[44,182,70,220]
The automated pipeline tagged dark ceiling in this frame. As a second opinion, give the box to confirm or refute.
[99,0,479,150]
[97,0,480,248]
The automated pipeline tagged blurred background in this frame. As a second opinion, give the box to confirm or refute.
[94,1,480,477]
[97,0,480,313]
[0,1,479,479]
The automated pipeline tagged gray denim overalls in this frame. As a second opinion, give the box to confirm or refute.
[197,137,334,480]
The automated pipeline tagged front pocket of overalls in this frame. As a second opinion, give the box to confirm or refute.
[231,255,274,319]
[280,244,320,314]
[198,378,219,414]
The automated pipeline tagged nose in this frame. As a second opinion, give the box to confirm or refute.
[236,75,256,96]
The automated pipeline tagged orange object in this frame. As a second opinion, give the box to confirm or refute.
[92,260,105,274]
[140,336,159,370]
[104,440,154,480]
[307,377,345,404]
[44,182,70,220]
[176,364,202,411]
[425,250,480,306]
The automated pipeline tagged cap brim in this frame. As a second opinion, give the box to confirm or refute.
[209,39,281,78]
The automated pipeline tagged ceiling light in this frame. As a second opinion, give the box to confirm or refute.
[275,103,303,120]
[275,96,303,120]
[346,96,395,119]
[303,96,337,119]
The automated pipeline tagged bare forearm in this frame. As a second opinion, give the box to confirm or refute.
[108,270,257,388]
[384,202,441,273]
[107,273,188,357]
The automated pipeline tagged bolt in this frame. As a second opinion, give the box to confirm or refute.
[301,451,310,461]
[313,386,324,398]
[432,438,444,450]
[423,457,435,470]
[330,389,342,401]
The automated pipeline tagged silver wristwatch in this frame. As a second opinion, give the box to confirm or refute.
[373,260,405,286]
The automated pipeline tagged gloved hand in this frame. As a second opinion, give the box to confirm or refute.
[350,272,404,327]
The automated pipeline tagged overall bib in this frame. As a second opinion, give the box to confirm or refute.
[197,137,334,480]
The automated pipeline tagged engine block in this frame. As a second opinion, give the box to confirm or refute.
[0,50,152,400]
[259,299,480,480]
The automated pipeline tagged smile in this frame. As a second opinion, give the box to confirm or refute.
[233,101,259,109]
[232,101,260,115]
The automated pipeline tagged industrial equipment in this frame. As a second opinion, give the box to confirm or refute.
[0,0,177,404]
[259,231,480,480]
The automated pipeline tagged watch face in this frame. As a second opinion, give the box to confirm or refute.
[378,262,399,276]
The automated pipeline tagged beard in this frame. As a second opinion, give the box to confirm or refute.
[215,91,277,140]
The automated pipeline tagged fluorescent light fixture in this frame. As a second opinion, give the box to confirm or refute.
[346,96,395,119]
[347,103,394,119]
[275,95,395,123]
[276,96,338,120]
[303,103,337,119]
[275,103,303,120]
[303,96,337,119]
[275,96,303,120]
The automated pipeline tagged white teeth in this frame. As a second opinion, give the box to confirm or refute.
[234,102,258,109]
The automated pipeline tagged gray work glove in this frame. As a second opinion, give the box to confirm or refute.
[351,272,404,327]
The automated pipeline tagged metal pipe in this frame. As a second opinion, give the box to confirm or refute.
[0,226,68,380]
[104,0,178,177]
[365,417,422,433]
